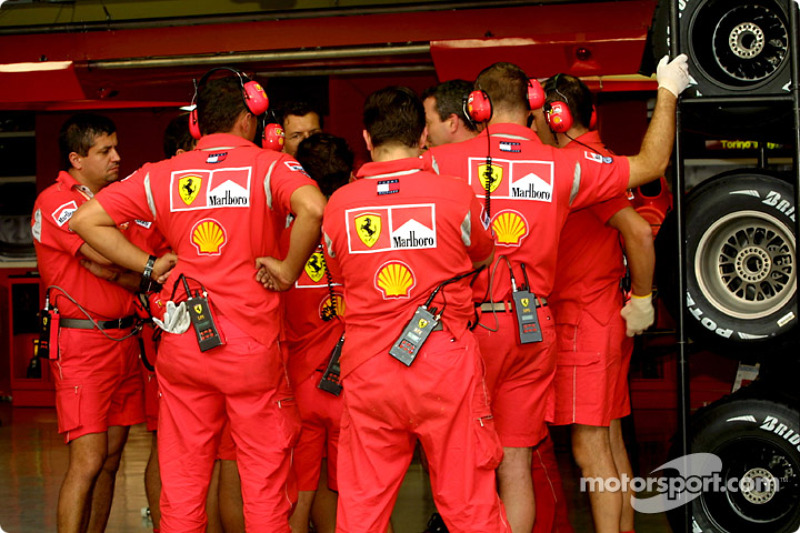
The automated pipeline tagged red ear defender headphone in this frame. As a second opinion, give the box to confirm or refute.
[526,79,545,111]
[544,74,574,134]
[464,78,545,124]
[464,90,492,123]
[261,111,285,151]
[188,67,270,140]
[544,101,573,133]
[589,105,598,130]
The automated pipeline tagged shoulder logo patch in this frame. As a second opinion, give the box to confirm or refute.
[52,201,78,227]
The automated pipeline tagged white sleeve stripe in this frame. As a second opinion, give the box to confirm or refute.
[431,155,440,175]
[569,162,581,206]
[460,212,472,248]
[144,172,157,220]
[264,160,277,210]
[323,231,335,258]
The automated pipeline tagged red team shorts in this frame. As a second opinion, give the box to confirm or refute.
[52,326,145,444]
[473,306,557,448]
[292,368,342,492]
[552,287,630,427]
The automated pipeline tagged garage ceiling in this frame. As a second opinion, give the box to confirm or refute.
[0,0,658,109]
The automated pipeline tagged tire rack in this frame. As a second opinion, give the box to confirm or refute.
[668,1,800,532]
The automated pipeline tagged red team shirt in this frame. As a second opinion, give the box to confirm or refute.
[425,123,630,300]
[322,157,494,378]
[550,130,631,325]
[95,133,315,346]
[282,237,345,385]
[32,171,135,319]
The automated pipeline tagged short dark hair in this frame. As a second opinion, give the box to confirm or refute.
[196,76,248,136]
[475,62,531,115]
[276,99,323,129]
[294,133,354,198]
[421,79,477,132]
[363,86,425,149]
[545,74,594,129]
[58,113,116,171]
[163,113,195,157]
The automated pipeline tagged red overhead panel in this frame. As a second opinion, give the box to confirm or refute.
[0,2,656,66]
[431,2,657,81]
[0,61,85,102]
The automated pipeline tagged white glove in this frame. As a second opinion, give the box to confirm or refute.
[620,293,655,337]
[656,54,690,97]
[153,301,191,334]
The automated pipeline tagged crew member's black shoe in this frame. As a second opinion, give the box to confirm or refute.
[424,512,448,533]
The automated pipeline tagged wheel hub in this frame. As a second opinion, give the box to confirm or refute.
[739,467,778,505]
[729,22,765,59]
[735,246,771,283]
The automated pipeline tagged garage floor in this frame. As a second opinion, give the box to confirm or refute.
[0,403,672,532]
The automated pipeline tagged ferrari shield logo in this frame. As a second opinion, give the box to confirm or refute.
[521,298,530,308]
[355,214,381,248]
[179,175,202,206]
[304,252,326,282]
[193,304,203,315]
[418,319,428,329]
[478,164,502,193]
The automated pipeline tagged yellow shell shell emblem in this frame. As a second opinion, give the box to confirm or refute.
[376,262,414,298]
[304,251,326,282]
[192,219,226,255]
[355,214,381,247]
[478,164,502,193]
[492,211,527,245]
[179,175,202,205]
[320,293,346,317]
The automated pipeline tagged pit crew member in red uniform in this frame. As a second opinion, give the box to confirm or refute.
[321,86,507,533]
[423,57,689,532]
[421,79,478,148]
[70,74,326,533]
[285,133,353,533]
[31,113,146,533]
[536,73,655,533]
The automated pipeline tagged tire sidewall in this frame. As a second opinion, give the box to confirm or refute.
[683,172,796,350]
[680,0,792,97]
[683,397,800,532]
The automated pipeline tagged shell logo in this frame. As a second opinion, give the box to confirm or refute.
[492,210,528,246]
[191,218,227,255]
[374,261,416,299]
[478,163,502,193]
[319,292,346,318]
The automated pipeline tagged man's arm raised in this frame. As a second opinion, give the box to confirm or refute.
[627,54,690,189]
